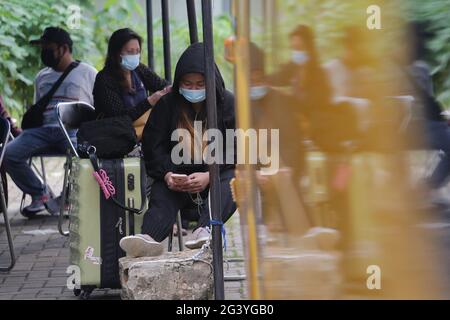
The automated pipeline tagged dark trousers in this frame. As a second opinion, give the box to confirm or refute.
[3,127,76,199]
[142,169,236,242]
[425,121,450,189]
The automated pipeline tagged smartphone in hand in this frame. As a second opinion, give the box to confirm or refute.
[171,173,189,184]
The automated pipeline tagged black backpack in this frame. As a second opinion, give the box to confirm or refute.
[77,116,137,159]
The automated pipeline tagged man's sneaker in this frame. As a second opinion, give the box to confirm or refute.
[21,194,61,218]
[185,227,210,250]
[21,198,46,218]
[119,234,164,258]
[44,196,61,216]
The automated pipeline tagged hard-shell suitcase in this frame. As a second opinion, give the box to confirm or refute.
[68,157,147,299]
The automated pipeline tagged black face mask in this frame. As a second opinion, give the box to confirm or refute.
[41,48,61,69]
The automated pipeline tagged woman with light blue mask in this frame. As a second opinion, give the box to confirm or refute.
[267,25,331,118]
[269,25,331,108]
[119,43,237,257]
[93,28,170,132]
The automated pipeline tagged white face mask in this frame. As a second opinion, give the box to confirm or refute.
[179,88,206,103]
[291,50,309,65]
[250,86,269,100]
[121,53,140,71]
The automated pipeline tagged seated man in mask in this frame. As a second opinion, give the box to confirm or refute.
[3,27,97,218]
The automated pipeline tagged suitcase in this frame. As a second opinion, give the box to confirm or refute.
[68,157,147,299]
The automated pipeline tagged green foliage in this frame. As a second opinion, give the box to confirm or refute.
[0,0,95,118]
[408,0,450,107]
[0,0,234,120]
[91,0,146,70]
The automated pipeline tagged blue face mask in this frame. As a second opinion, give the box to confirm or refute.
[291,50,309,65]
[179,88,206,103]
[121,54,140,71]
[250,86,269,100]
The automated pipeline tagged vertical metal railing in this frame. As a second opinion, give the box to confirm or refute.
[186,0,199,44]
[201,0,225,300]
[0,121,15,272]
[146,0,154,69]
[234,0,262,299]
[161,0,172,82]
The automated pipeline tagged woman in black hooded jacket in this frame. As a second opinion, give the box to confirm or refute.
[119,43,237,257]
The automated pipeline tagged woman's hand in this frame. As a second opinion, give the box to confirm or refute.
[148,86,171,106]
[186,172,210,193]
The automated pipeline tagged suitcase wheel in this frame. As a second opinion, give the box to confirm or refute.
[73,288,81,297]
[80,291,91,300]
[79,286,95,300]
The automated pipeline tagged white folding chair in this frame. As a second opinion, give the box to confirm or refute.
[55,101,96,236]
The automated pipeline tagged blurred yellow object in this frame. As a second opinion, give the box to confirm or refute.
[231,0,444,299]
[224,36,236,63]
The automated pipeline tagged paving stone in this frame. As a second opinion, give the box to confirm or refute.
[49,269,69,277]
[12,236,32,244]
[0,286,21,294]
[33,261,55,269]
[16,255,39,262]
[22,281,46,289]
[225,293,243,300]
[11,263,34,271]
[2,276,26,283]
[224,281,242,289]
[54,260,69,267]
[27,271,50,279]
[0,271,29,278]
[37,287,63,296]
[19,288,44,295]
[13,294,38,300]
[0,293,16,300]
[44,278,67,288]
[38,249,61,257]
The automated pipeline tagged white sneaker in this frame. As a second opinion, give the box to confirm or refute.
[119,234,164,258]
[185,227,210,250]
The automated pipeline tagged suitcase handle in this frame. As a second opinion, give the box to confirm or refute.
[128,197,135,235]
[87,147,146,215]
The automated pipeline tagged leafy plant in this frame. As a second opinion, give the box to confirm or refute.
[408,0,450,107]
[0,0,95,118]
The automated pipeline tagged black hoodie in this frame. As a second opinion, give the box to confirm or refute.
[142,43,236,180]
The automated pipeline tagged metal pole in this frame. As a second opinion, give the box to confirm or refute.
[146,0,154,69]
[0,122,15,272]
[235,0,262,299]
[161,0,172,82]
[201,0,225,300]
[186,0,199,44]
[262,0,268,44]
[270,0,279,67]
[0,177,15,272]
[176,211,184,251]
